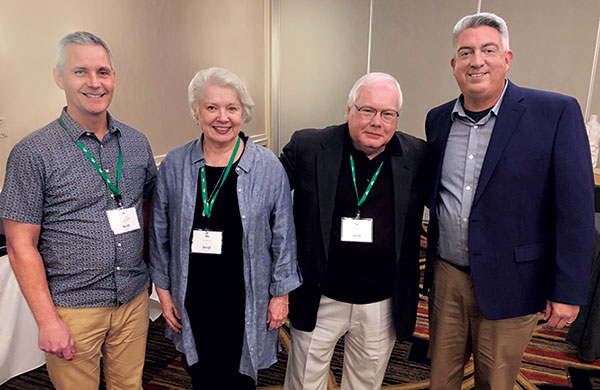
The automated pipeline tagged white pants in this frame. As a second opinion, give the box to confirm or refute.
[284,295,396,390]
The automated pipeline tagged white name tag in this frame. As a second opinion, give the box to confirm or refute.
[340,217,373,243]
[191,230,223,254]
[107,207,140,235]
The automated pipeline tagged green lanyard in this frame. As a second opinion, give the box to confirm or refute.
[58,117,123,207]
[200,136,241,218]
[350,154,383,212]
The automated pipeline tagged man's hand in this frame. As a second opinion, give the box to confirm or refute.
[543,300,579,329]
[38,318,75,360]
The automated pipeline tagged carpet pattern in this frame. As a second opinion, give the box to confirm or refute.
[3,301,600,390]
[3,259,600,389]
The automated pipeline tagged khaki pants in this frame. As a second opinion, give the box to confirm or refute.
[46,290,149,390]
[428,258,538,390]
[284,295,396,390]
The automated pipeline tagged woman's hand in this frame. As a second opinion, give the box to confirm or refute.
[267,294,289,331]
[156,286,182,333]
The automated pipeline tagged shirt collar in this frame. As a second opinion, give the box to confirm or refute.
[191,132,252,172]
[59,107,118,140]
[451,79,509,123]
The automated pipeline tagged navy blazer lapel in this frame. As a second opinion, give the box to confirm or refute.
[474,81,526,205]
[429,103,454,204]
[316,125,345,259]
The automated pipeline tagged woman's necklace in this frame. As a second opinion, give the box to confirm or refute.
[206,166,227,203]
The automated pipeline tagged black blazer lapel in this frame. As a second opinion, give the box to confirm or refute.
[391,137,412,261]
[316,126,345,260]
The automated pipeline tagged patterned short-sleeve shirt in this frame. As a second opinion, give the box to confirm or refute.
[0,108,157,308]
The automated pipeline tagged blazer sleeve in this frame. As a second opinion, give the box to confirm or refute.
[550,96,595,305]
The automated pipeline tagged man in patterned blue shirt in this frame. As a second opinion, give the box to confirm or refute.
[0,32,156,389]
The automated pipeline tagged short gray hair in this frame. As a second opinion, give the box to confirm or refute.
[56,31,113,74]
[347,72,403,111]
[453,12,510,52]
[188,67,255,123]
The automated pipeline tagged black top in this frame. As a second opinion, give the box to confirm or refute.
[322,132,397,303]
[185,150,246,374]
[464,106,493,122]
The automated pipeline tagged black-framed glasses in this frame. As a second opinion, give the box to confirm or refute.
[354,104,399,123]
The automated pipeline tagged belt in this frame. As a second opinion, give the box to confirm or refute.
[436,255,471,275]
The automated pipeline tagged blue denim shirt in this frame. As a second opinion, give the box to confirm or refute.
[148,135,301,380]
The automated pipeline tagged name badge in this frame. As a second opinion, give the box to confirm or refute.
[341,217,373,243]
[191,230,223,254]
[107,207,140,235]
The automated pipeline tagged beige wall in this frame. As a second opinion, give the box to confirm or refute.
[276,0,600,150]
[3,0,600,184]
[278,0,370,145]
[370,0,476,137]
[0,0,267,186]
[486,0,600,110]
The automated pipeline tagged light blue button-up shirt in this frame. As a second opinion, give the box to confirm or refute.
[436,82,508,266]
[148,135,301,380]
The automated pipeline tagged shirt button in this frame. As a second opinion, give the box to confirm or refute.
[116,266,121,271]
[86,132,92,136]
[473,125,478,129]
[463,217,468,222]
[105,169,110,173]
[100,144,104,149]
[117,243,122,247]
[465,247,469,252]
[242,215,246,219]
[466,185,471,191]
[468,154,474,160]
[238,188,242,192]
[110,194,115,198]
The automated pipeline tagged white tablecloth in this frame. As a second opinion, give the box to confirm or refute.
[0,254,45,385]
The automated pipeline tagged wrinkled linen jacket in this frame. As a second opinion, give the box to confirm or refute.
[149,135,301,380]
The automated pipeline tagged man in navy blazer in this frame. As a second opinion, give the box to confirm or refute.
[426,12,594,390]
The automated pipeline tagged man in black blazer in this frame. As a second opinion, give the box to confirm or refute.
[426,12,594,389]
[281,72,428,390]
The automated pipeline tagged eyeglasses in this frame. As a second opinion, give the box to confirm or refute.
[354,104,399,123]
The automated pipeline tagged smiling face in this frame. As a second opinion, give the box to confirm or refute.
[195,84,243,149]
[53,43,115,124]
[451,25,513,111]
[346,79,399,159]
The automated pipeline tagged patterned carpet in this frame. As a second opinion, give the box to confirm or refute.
[3,299,600,390]
[3,258,600,389]
[142,294,600,390]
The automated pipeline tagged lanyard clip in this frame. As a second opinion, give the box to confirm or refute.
[355,210,361,219]
[114,194,123,208]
